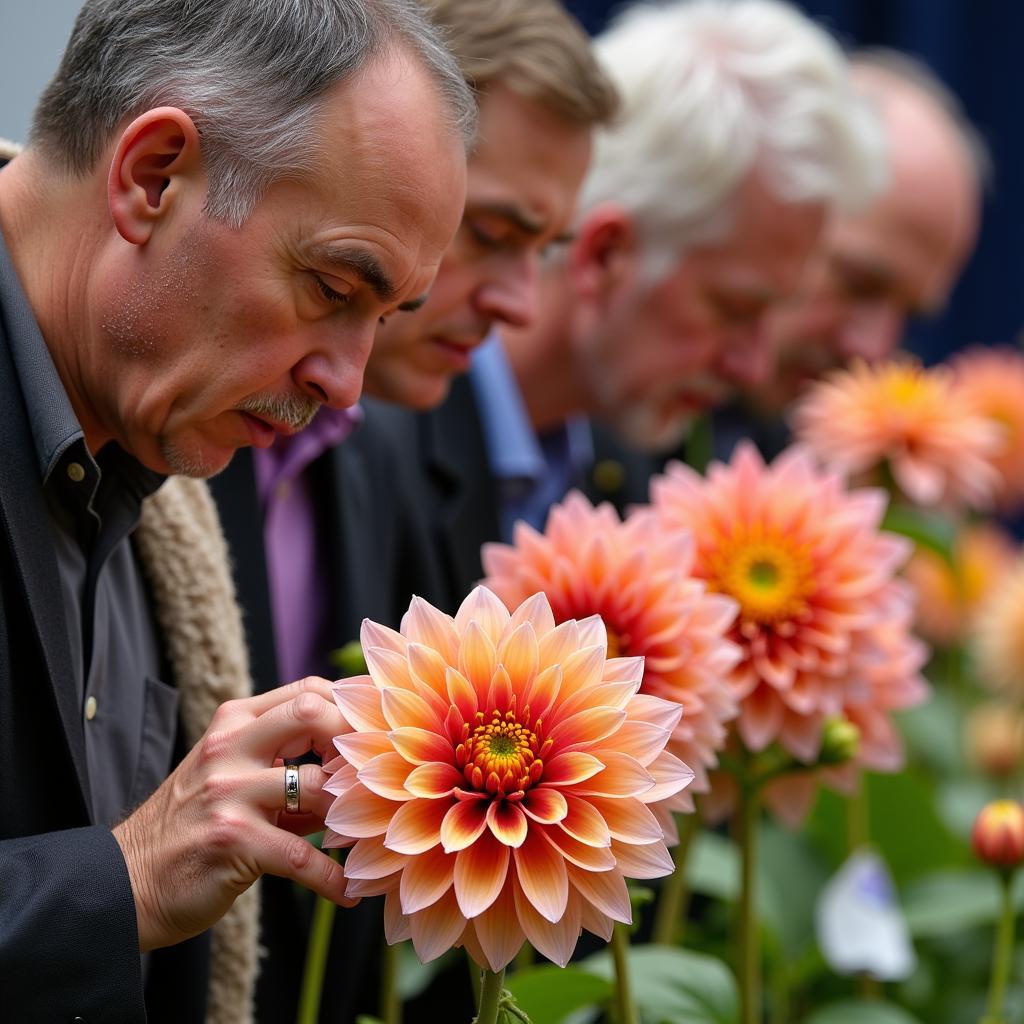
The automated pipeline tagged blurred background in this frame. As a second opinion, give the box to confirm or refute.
[2,1,1021,364]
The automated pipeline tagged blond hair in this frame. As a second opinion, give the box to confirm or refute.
[422,0,617,126]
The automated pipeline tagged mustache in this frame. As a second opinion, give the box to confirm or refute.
[236,392,320,432]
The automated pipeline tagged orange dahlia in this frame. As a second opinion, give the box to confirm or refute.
[973,554,1024,699]
[649,443,928,822]
[323,587,694,970]
[950,346,1024,512]
[480,492,739,810]
[790,358,1002,509]
[903,523,1016,647]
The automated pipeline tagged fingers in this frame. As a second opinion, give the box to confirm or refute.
[241,764,333,821]
[252,820,359,908]
[243,676,339,717]
[239,688,346,762]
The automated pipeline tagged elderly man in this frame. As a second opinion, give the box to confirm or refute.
[209,1,613,1018]
[758,50,986,410]
[387,0,881,614]
[0,1,471,1020]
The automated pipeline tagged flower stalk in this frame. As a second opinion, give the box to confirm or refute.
[297,861,339,1024]
[652,813,700,945]
[738,777,761,1024]
[474,967,506,1024]
[610,921,640,1024]
[380,939,401,1024]
[980,871,1017,1024]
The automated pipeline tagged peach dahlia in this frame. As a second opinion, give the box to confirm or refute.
[323,587,694,971]
[480,491,740,808]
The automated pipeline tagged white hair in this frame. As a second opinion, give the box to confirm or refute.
[582,0,886,277]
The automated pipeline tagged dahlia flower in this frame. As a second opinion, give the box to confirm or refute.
[903,523,1015,647]
[790,358,1002,509]
[650,443,929,823]
[480,492,740,807]
[973,555,1024,699]
[323,587,694,971]
[951,346,1024,512]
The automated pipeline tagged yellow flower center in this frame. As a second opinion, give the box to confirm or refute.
[706,529,815,625]
[456,708,552,797]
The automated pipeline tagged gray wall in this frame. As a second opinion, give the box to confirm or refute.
[0,2,82,144]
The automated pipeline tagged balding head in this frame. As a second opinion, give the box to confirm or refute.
[763,50,986,408]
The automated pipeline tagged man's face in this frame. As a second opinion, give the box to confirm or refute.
[363,82,592,410]
[576,176,826,451]
[94,51,466,476]
[762,87,980,410]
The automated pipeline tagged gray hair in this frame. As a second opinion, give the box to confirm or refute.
[582,0,886,278]
[30,0,476,225]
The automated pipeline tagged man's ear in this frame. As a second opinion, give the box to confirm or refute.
[568,204,639,303]
[107,107,204,246]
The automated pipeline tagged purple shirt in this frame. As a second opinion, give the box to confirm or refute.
[253,405,361,684]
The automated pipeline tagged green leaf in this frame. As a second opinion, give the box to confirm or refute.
[355,1017,386,1024]
[685,830,739,901]
[330,640,367,676]
[395,944,454,1000]
[804,1000,923,1024]
[506,965,612,1024]
[880,504,956,563]
[902,868,1024,937]
[583,945,738,1024]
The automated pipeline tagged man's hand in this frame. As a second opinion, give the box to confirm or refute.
[113,676,356,952]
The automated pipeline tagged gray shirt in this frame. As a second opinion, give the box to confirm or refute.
[0,227,175,827]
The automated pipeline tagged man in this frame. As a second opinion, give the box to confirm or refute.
[396,0,883,614]
[0,1,472,1020]
[757,50,987,412]
[209,2,615,1018]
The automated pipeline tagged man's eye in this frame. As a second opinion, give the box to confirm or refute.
[467,221,510,250]
[314,275,349,304]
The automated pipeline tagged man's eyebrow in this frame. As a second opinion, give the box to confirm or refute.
[308,245,398,303]
[469,201,548,236]
[398,293,429,313]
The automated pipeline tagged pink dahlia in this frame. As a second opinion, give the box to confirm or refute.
[480,492,739,808]
[650,443,929,823]
[790,358,1002,509]
[323,587,693,971]
[951,346,1024,512]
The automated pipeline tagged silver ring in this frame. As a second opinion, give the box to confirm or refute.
[284,763,301,814]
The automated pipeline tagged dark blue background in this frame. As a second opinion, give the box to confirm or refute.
[564,0,1024,364]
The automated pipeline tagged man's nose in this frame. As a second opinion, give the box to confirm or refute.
[473,257,539,330]
[836,303,905,364]
[292,324,375,409]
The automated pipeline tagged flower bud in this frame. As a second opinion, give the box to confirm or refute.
[972,800,1024,869]
[819,717,860,766]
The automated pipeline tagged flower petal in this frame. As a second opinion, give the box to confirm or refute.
[404,762,463,799]
[389,727,454,766]
[326,785,397,839]
[459,621,497,695]
[611,839,675,879]
[513,827,568,923]
[521,788,568,825]
[399,845,456,914]
[384,797,449,854]
[409,889,465,963]
[585,796,665,845]
[333,731,393,770]
[440,796,490,853]
[571,751,655,798]
[543,825,616,871]
[454,829,510,918]
[455,586,511,644]
[486,800,528,847]
[401,596,459,662]
[333,682,389,732]
[342,834,407,880]
[542,751,605,786]
[548,707,627,752]
[446,667,478,721]
[381,686,444,732]
[567,863,631,923]
[512,874,582,968]
[559,794,612,847]
[470,877,524,971]
[357,752,414,801]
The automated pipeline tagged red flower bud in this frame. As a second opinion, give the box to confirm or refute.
[972,800,1024,869]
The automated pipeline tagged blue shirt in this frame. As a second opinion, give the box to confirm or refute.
[469,333,592,542]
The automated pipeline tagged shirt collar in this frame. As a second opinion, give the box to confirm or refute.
[469,332,593,483]
[0,223,84,482]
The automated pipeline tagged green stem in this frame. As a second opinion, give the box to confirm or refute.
[474,966,506,1024]
[610,922,640,1024]
[738,780,762,1024]
[980,871,1018,1024]
[380,939,401,1024]
[846,783,869,853]
[296,852,340,1024]
[652,813,700,945]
